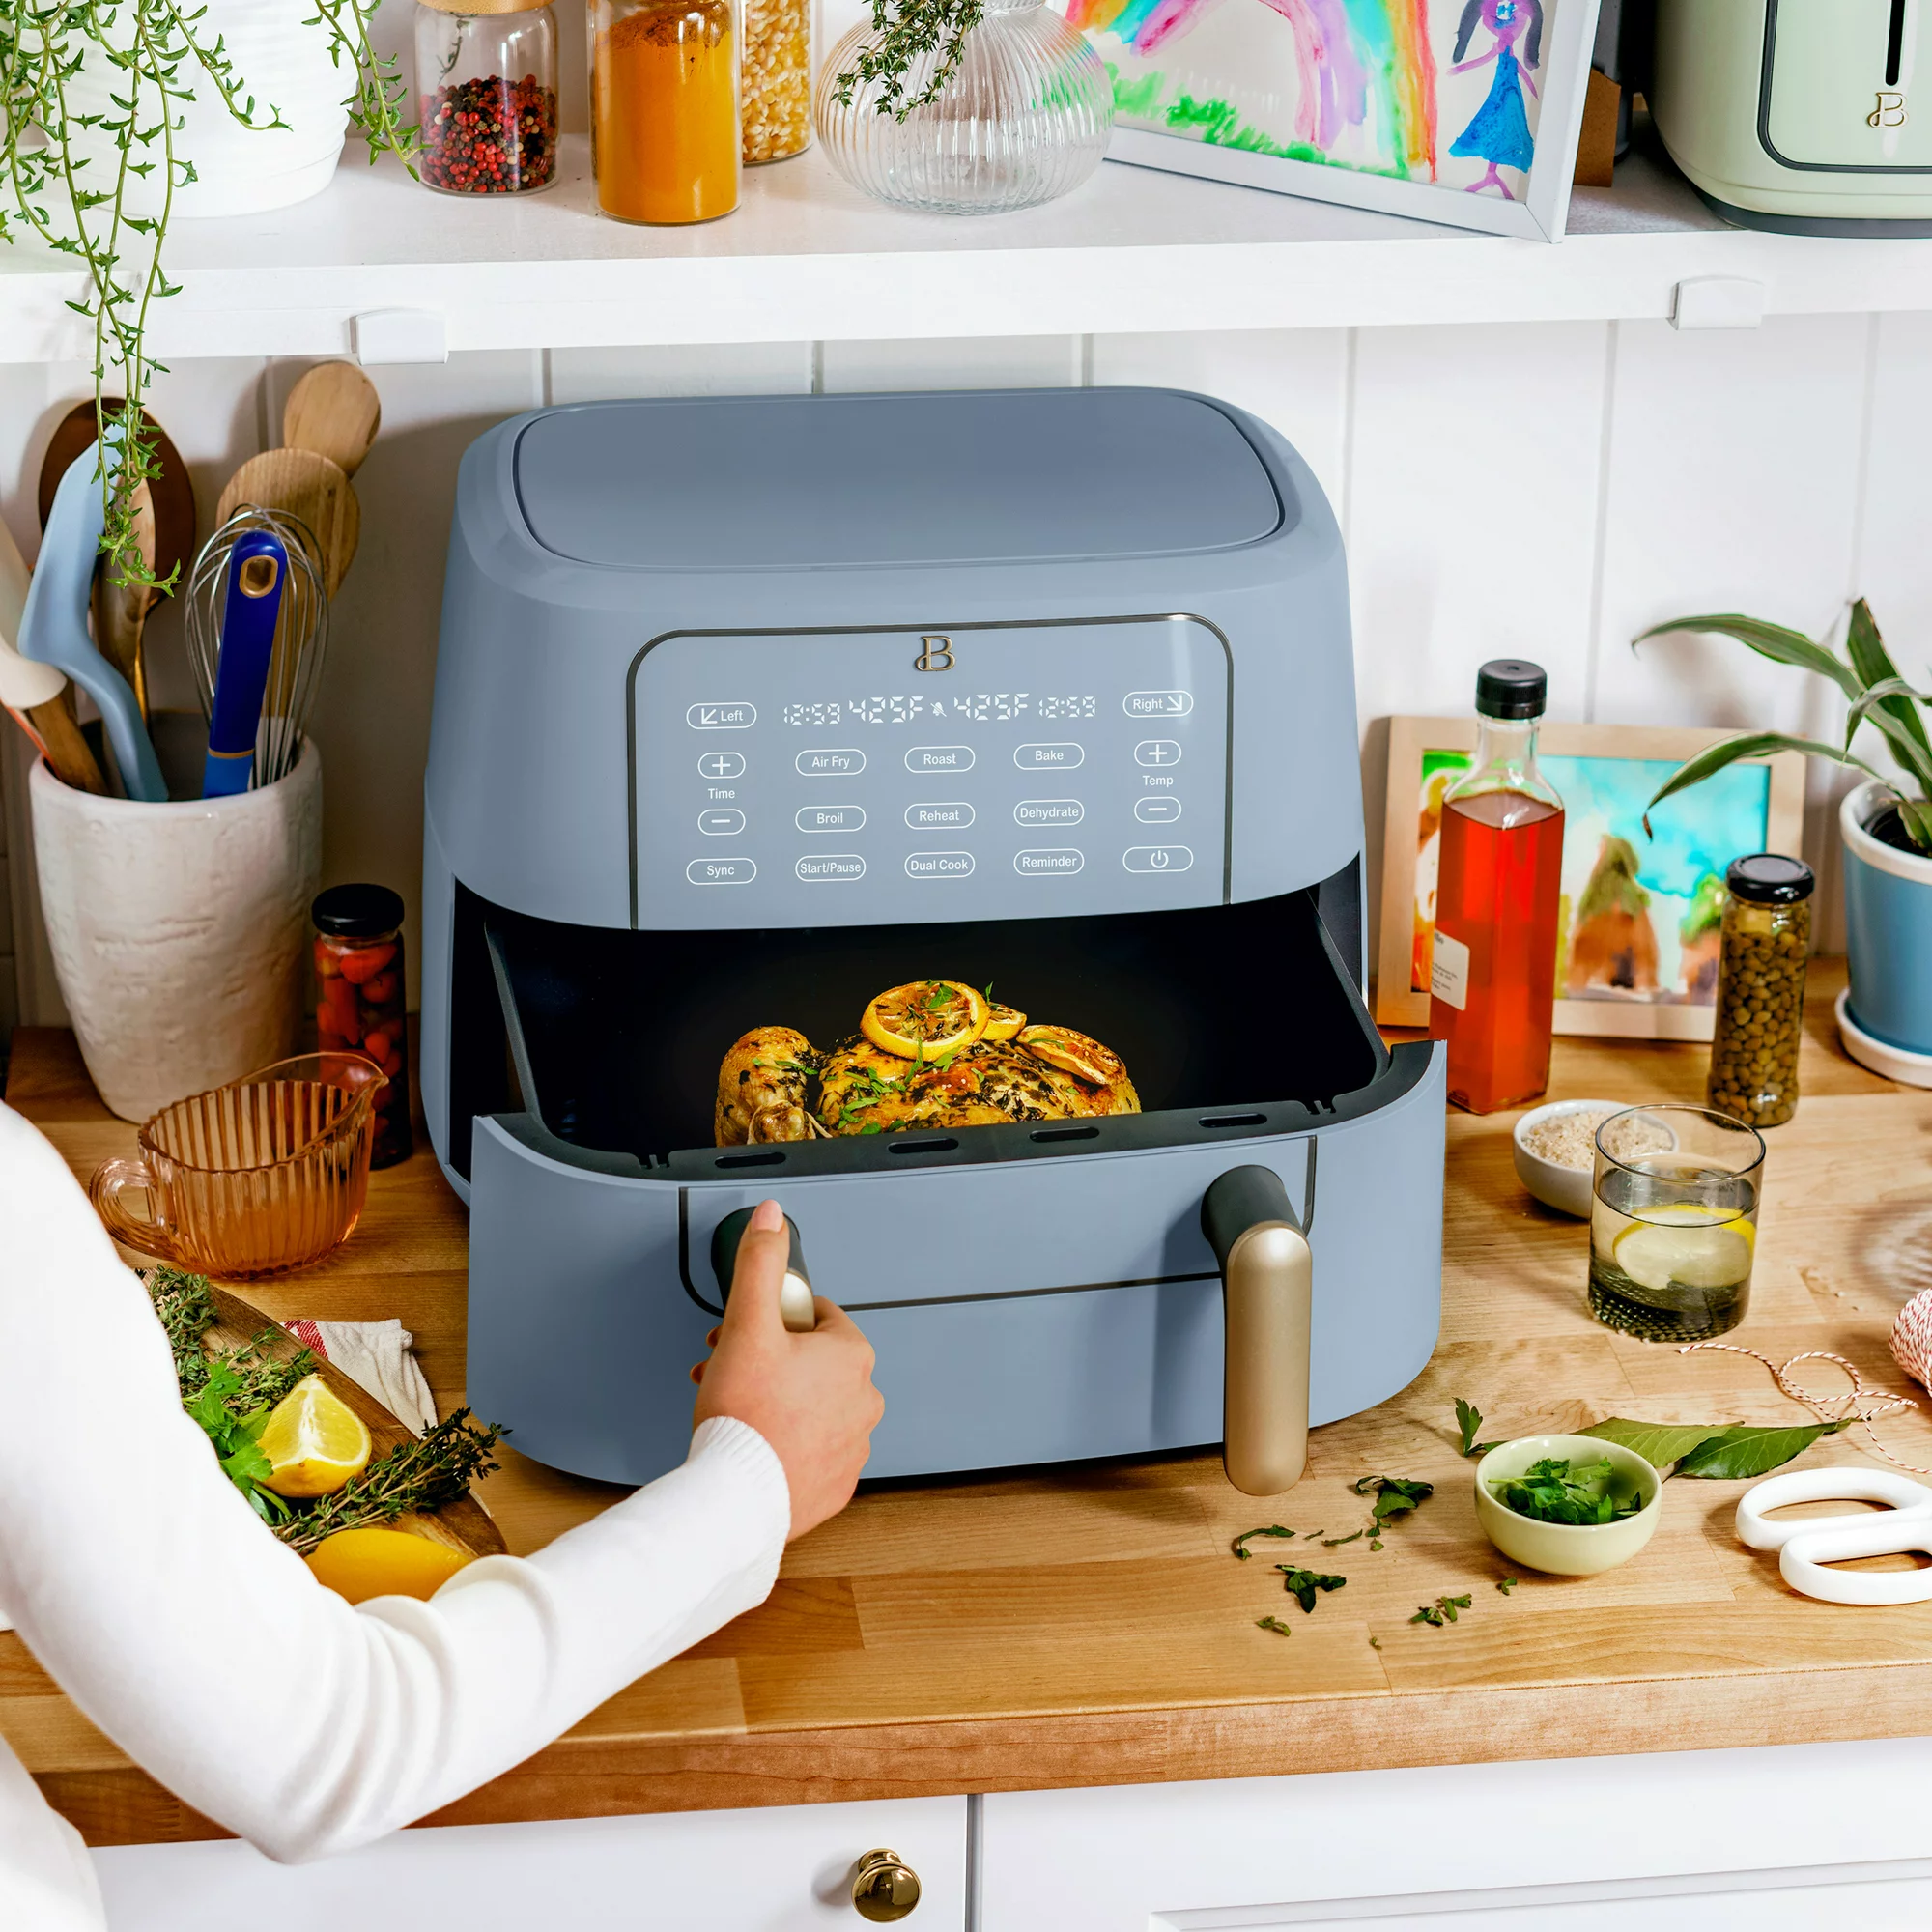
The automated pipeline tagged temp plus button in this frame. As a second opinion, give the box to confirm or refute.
[1134,739,1182,768]
[1123,845,1193,874]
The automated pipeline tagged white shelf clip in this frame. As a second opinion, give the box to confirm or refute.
[352,308,449,365]
[1670,277,1766,331]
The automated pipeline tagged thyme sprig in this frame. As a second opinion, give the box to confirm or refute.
[832,0,986,121]
[275,1409,504,1556]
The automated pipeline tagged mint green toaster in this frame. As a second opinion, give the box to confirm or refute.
[1653,0,1932,234]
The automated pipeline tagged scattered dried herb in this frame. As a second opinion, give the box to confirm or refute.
[1497,1577,1520,1594]
[1353,1475,1434,1524]
[1274,1565,1347,1612]
[1369,1634,1382,1650]
[1489,1457,1643,1526]
[1455,1397,1502,1459]
[1257,1615,1293,1636]
[1323,1529,1365,1548]
[1411,1593,1472,1627]
[1232,1525,1298,1559]
[1370,1539,1383,1551]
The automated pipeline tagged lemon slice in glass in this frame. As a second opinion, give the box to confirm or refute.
[260,1375,373,1498]
[1613,1208,1755,1294]
[860,980,990,1061]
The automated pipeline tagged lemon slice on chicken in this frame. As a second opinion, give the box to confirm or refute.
[1017,1024,1126,1087]
[982,1001,1027,1042]
[861,980,991,1061]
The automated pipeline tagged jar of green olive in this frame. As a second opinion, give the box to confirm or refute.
[1706,854,1814,1129]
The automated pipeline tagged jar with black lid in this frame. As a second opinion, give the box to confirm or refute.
[313,884,413,1170]
[1706,854,1813,1129]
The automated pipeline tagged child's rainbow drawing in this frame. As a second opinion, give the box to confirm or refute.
[1065,0,1548,193]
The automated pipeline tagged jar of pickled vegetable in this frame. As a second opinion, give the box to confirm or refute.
[591,0,740,224]
[313,884,413,1171]
[1706,854,1813,1130]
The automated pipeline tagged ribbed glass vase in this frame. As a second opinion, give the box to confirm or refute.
[815,0,1114,215]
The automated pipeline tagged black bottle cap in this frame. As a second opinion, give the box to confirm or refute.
[1475,659,1548,720]
[1726,854,1814,905]
[312,883,406,937]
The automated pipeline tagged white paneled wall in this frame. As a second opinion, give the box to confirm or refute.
[4,314,1929,1034]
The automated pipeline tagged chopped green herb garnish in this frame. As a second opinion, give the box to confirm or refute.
[1353,1475,1435,1524]
[1369,1634,1382,1650]
[1323,1529,1365,1548]
[1410,1593,1472,1628]
[1232,1524,1296,1560]
[1257,1615,1293,1636]
[1497,1577,1520,1594]
[1274,1564,1347,1612]
[1455,1397,1502,1459]
[1489,1457,1644,1526]
[1370,1539,1383,1551]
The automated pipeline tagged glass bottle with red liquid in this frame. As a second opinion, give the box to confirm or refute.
[313,885,413,1170]
[1429,661,1565,1114]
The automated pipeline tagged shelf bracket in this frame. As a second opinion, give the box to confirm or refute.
[352,309,449,366]
[1671,278,1766,331]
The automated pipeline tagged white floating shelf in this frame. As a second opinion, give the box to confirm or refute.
[5,137,1932,361]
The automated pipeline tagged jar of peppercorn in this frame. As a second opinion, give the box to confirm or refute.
[414,0,560,196]
[1706,853,1814,1130]
[313,884,413,1170]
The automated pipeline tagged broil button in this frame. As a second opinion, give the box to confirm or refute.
[686,857,756,885]
[1123,845,1193,874]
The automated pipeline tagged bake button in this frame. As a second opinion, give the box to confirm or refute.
[1133,797,1182,824]
[686,856,756,885]
[1123,690,1194,719]
[905,744,975,774]
[795,853,866,884]
[1015,742,1085,771]
[1134,739,1182,768]
[697,809,746,837]
[697,751,746,780]
[795,804,866,835]
[795,747,867,778]
[1014,799,1085,828]
[904,801,976,832]
[1123,844,1193,874]
[905,850,976,880]
[687,702,755,730]
[1014,848,1084,877]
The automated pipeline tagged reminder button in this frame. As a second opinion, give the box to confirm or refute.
[1015,848,1084,877]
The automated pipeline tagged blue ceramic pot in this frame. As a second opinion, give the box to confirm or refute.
[1841,781,1932,1056]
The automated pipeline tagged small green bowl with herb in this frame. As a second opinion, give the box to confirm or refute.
[1473,1435,1662,1576]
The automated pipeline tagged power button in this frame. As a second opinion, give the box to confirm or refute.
[1123,845,1194,874]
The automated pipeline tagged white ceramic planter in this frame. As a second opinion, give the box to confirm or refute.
[60,0,350,219]
[30,743,323,1123]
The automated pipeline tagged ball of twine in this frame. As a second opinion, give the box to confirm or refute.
[1892,1289,1932,1395]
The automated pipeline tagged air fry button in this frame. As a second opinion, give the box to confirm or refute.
[1123,845,1193,874]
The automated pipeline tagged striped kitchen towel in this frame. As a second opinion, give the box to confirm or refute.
[283,1318,438,1435]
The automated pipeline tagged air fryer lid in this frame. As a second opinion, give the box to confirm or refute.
[512,390,1287,571]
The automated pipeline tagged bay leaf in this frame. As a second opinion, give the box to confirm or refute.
[1577,1418,1725,1471]
[1674,1421,1845,1481]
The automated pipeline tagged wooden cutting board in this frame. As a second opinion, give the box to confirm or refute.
[204,1284,504,1562]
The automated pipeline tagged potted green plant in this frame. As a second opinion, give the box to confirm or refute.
[1639,600,1932,1079]
[1,0,413,584]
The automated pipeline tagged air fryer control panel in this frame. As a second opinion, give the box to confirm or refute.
[630,616,1230,928]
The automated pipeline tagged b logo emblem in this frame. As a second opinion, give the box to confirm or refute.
[915,636,955,671]
[1870,91,1908,128]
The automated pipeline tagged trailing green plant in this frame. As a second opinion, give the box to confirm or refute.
[1637,600,1932,856]
[831,0,985,120]
[0,0,416,588]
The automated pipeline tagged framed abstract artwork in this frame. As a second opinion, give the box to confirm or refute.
[1068,0,1603,241]
[1376,719,1807,1038]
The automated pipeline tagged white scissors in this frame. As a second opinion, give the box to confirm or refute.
[1736,1468,1932,1605]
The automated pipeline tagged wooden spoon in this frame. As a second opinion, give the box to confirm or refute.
[0,503,106,793]
[38,400,197,588]
[216,448,360,599]
[282,363,382,478]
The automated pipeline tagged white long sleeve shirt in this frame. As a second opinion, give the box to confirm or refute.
[0,1100,790,1930]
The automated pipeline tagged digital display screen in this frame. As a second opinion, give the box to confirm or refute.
[780,695,1099,725]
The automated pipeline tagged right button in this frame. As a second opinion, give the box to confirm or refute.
[1123,844,1193,874]
[1133,797,1182,824]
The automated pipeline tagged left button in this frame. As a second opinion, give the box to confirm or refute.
[687,701,755,730]
[686,857,756,885]
[698,809,746,836]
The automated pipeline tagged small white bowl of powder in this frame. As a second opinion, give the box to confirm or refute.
[1512,1100,1675,1218]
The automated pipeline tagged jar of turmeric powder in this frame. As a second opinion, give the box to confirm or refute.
[591,0,740,223]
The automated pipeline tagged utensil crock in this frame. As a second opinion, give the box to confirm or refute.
[90,1053,385,1279]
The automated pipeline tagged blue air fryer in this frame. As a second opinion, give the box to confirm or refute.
[422,388,1445,1495]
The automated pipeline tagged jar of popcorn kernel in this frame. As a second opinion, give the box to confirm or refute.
[742,0,813,163]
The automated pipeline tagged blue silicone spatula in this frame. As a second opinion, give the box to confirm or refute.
[17,440,167,803]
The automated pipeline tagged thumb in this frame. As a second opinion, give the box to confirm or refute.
[723,1201,790,1337]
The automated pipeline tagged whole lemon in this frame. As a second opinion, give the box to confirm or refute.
[305,1527,475,1605]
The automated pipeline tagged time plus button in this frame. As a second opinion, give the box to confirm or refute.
[697,752,745,780]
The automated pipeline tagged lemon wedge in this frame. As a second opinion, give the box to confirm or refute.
[305,1527,473,1605]
[981,1001,1027,1042]
[860,980,990,1061]
[1613,1210,1754,1294]
[259,1375,372,1498]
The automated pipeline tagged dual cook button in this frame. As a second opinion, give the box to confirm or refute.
[906,851,975,880]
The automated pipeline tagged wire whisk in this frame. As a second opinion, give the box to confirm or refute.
[185,506,329,789]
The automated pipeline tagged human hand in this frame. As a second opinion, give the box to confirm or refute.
[691,1200,884,1539]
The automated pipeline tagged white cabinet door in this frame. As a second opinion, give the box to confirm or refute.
[94,1795,966,1931]
[981,1739,1932,1930]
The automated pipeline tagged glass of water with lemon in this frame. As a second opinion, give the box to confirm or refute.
[1589,1106,1766,1342]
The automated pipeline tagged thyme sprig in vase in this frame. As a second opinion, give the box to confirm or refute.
[831,0,985,117]
[0,0,416,589]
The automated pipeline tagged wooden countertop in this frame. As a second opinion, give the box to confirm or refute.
[11,963,1932,1846]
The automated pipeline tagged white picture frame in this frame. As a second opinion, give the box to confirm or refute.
[1088,0,1603,242]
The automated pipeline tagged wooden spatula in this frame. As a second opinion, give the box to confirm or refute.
[216,448,360,599]
[282,363,382,478]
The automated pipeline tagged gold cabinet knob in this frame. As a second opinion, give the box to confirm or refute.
[851,1847,922,1921]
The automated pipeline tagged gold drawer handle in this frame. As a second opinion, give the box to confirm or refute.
[852,1847,922,1920]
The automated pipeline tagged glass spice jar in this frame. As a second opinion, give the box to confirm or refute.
[743,0,812,164]
[1706,854,1814,1130]
[591,0,740,223]
[313,884,414,1171]
[414,0,560,196]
